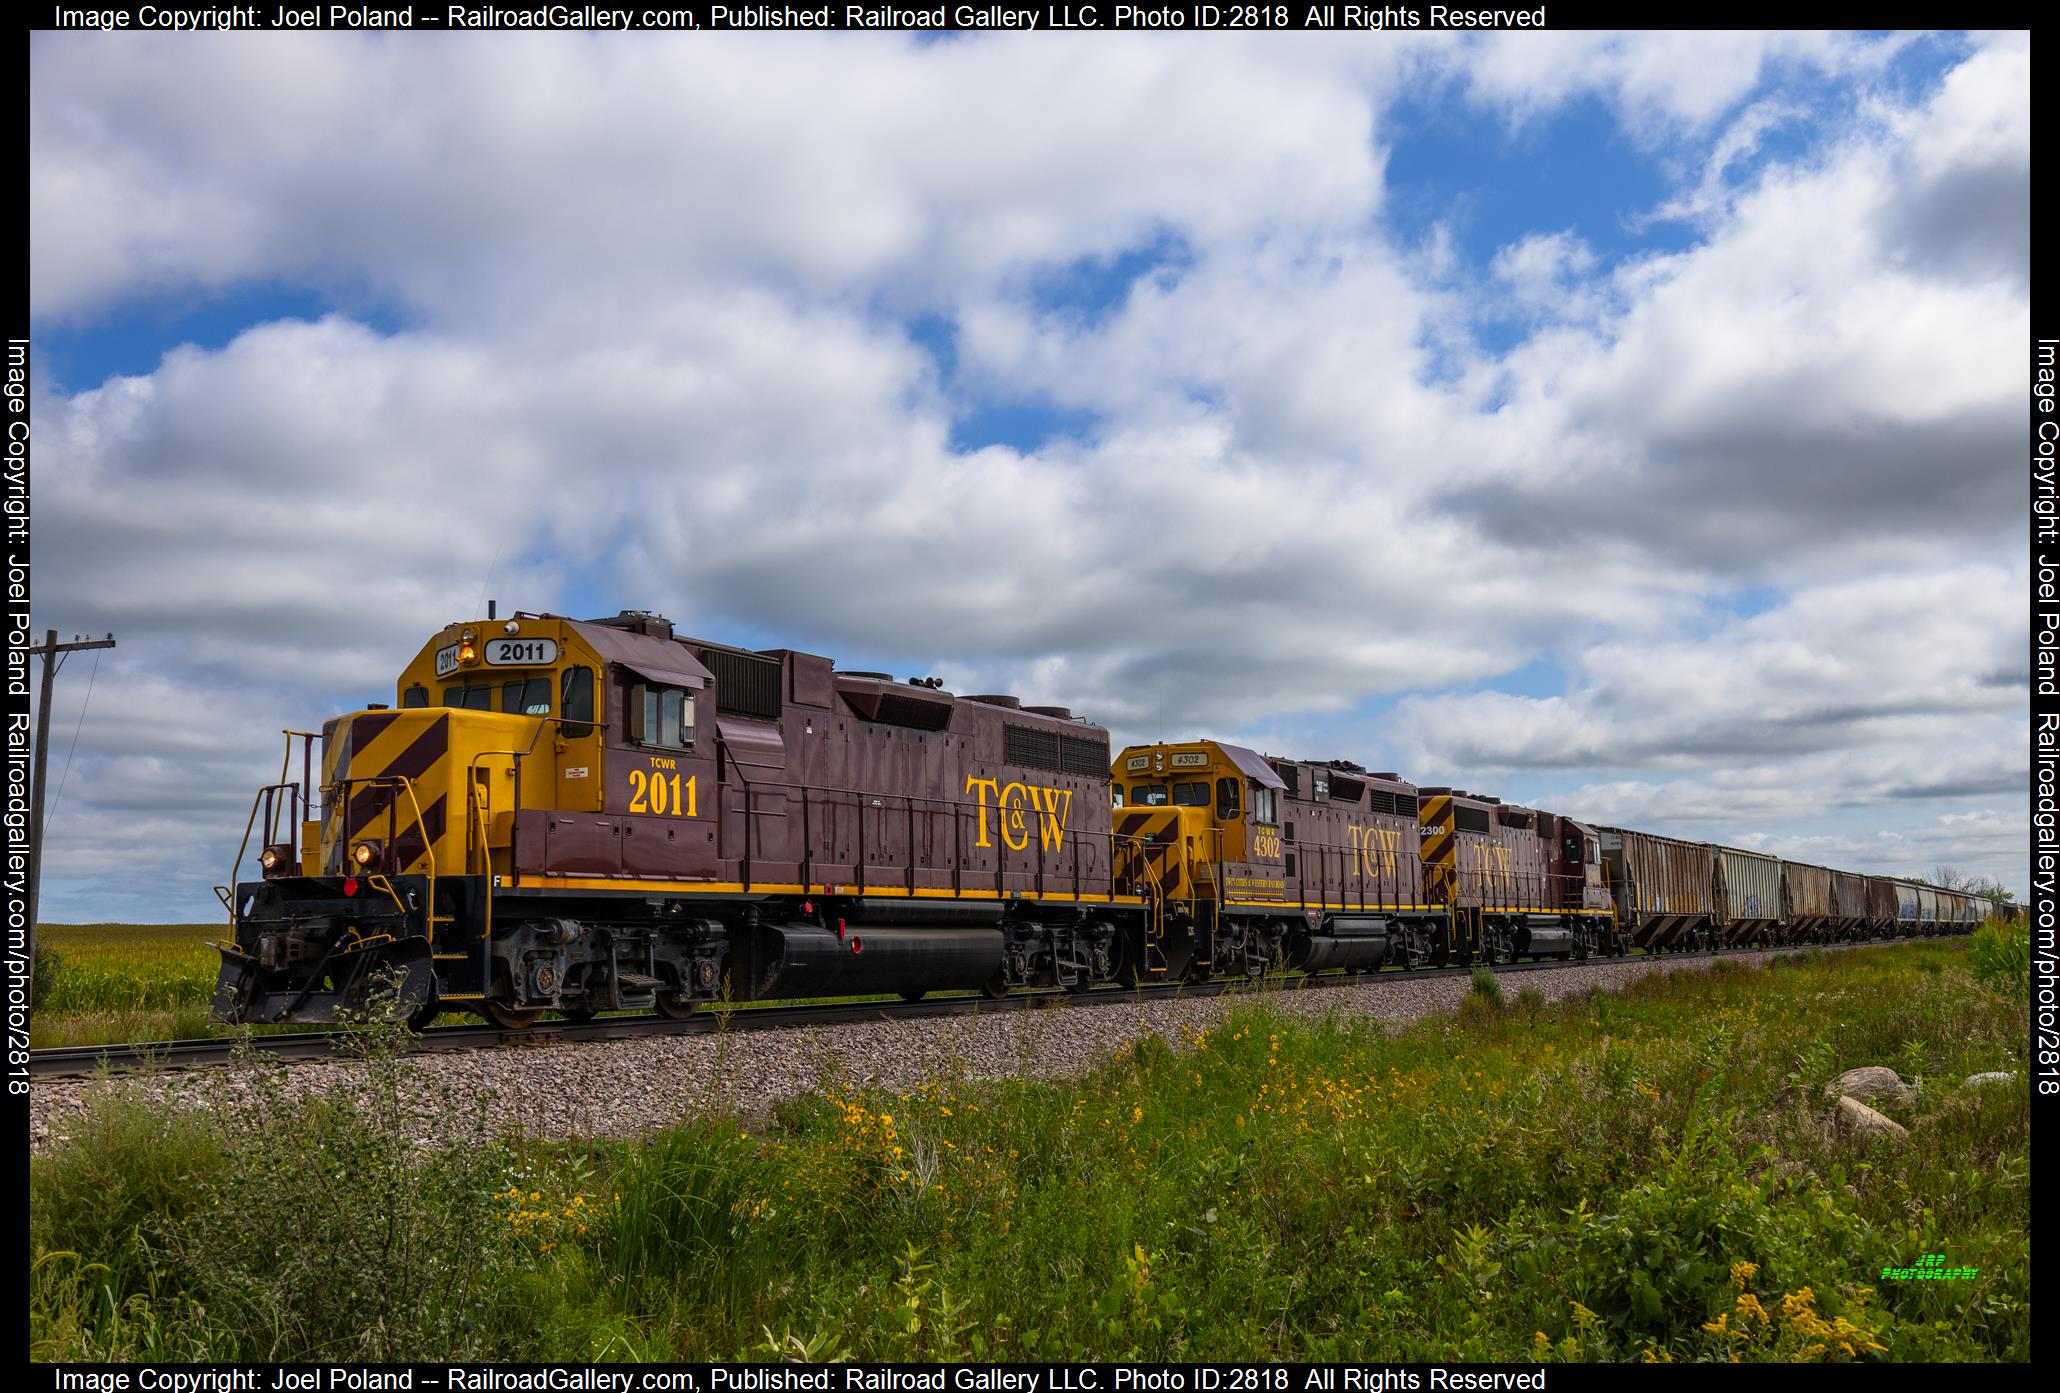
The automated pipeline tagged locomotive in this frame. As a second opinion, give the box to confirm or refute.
[210,610,1987,1028]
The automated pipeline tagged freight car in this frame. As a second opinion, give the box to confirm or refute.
[1600,830,1717,951]
[212,609,1986,1027]
[1713,847,1783,947]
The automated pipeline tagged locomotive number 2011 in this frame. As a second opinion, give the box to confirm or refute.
[628,769,698,817]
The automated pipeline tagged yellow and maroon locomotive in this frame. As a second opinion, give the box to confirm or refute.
[214,609,1139,1027]
[1110,744,1617,978]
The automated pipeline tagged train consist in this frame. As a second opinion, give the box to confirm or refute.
[212,611,1990,1027]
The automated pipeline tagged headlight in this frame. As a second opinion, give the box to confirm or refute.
[353,841,380,867]
[458,643,478,664]
[259,847,280,871]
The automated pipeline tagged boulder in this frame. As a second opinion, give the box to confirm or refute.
[1827,1066,1914,1106]
[1834,1095,1909,1143]
[1963,1071,2014,1089]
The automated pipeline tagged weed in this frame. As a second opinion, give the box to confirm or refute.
[1967,923,2029,996]
[30,939,2027,1361]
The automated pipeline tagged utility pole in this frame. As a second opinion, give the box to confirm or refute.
[30,629,116,955]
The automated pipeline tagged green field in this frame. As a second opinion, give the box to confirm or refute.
[29,921,935,1045]
[32,923,226,1048]
[29,936,2029,1362]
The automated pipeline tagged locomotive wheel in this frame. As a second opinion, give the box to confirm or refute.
[656,994,699,1020]
[979,973,1011,1000]
[483,1001,543,1029]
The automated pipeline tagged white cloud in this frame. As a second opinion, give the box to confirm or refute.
[26,30,2032,916]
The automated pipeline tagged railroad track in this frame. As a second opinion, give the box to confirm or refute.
[29,937,1911,1079]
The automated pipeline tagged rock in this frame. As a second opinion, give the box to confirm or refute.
[1827,1066,1914,1105]
[1964,1071,2014,1088]
[1834,1095,1910,1142]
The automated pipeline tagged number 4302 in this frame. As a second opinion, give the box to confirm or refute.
[628,769,697,816]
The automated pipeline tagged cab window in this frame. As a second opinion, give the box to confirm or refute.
[631,684,696,749]
[401,684,428,709]
[501,677,551,716]
[560,666,594,738]
[1216,777,1242,818]
[1133,783,1169,806]
[442,684,494,710]
[1111,788,1125,808]
[1250,786,1277,824]
[1172,781,1210,807]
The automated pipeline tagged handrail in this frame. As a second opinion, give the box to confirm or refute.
[319,772,440,942]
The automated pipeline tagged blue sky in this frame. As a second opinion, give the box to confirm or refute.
[28,29,2029,919]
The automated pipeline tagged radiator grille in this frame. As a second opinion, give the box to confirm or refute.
[697,647,782,720]
[1005,724,1110,778]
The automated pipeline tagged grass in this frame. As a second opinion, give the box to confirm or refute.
[33,923,225,1047]
[29,921,949,1047]
[1967,920,2029,996]
[29,939,2028,1361]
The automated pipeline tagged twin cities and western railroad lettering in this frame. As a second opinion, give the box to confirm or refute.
[965,775,1075,852]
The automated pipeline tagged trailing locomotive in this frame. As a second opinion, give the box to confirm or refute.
[1111,745,1617,978]
[212,609,1992,1028]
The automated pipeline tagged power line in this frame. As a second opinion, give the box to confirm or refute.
[47,649,102,827]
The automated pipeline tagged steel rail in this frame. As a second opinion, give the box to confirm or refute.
[29,937,1915,1079]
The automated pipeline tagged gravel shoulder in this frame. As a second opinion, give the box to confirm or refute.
[30,953,1763,1151]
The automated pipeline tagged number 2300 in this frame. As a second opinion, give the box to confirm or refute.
[628,769,697,817]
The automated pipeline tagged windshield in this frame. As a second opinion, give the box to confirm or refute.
[441,677,551,715]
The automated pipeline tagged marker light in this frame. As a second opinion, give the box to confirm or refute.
[353,840,380,867]
[343,876,359,897]
[458,643,478,665]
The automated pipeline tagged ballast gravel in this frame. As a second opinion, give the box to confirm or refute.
[30,953,1767,1151]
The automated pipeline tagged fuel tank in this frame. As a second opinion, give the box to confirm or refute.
[748,923,1004,998]
[1295,916,1392,971]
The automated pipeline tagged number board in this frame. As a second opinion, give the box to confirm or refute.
[485,637,558,666]
[1169,752,1210,768]
[1125,755,1151,772]
[434,643,461,677]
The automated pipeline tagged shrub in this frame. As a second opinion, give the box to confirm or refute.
[1968,922,2029,996]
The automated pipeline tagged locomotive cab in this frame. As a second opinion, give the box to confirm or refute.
[1111,742,1285,904]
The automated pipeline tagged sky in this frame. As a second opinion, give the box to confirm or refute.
[27,28,2030,922]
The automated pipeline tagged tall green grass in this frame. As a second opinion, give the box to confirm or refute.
[1967,921,2029,996]
[32,924,224,1047]
[31,941,2028,1361]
